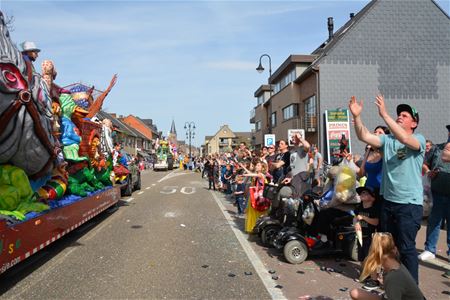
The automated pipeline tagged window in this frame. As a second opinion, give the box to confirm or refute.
[305,95,317,129]
[271,112,277,127]
[255,120,262,132]
[273,69,296,94]
[257,95,264,106]
[282,104,298,120]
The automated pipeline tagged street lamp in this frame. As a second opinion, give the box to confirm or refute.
[256,53,273,134]
[184,121,196,158]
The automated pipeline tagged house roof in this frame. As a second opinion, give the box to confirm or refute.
[96,110,137,137]
[293,0,378,84]
[310,0,377,66]
[269,55,316,83]
[254,84,272,97]
[119,117,149,140]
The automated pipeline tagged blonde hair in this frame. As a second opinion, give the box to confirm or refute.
[360,232,399,281]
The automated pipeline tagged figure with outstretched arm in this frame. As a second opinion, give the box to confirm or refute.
[348,94,425,284]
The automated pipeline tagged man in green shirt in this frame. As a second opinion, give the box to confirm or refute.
[349,94,425,284]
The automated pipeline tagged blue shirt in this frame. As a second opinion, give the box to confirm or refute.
[379,133,426,205]
[365,159,382,189]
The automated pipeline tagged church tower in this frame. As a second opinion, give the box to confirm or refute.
[168,119,177,150]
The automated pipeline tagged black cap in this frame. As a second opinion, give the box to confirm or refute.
[356,186,376,197]
[397,104,419,124]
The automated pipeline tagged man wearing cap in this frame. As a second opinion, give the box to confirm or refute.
[419,125,450,266]
[349,94,425,284]
[20,41,40,81]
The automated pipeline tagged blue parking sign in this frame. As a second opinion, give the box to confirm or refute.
[264,134,275,147]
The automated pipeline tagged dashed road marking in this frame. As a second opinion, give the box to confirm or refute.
[145,187,151,190]
[125,198,134,202]
[137,191,144,195]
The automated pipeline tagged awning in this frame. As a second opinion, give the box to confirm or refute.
[137,151,150,158]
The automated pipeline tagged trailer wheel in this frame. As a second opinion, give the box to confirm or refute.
[122,176,133,197]
[134,173,141,191]
[261,225,280,247]
[284,240,308,264]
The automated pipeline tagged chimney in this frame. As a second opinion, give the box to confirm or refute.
[350,13,355,19]
[327,17,334,41]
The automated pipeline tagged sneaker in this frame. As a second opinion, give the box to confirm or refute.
[418,250,435,261]
[362,279,380,291]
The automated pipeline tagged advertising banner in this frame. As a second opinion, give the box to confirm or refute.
[325,109,351,162]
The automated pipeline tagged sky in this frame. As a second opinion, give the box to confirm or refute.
[1,0,449,147]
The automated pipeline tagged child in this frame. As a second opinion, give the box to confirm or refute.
[354,186,380,262]
[234,175,246,216]
[350,232,425,300]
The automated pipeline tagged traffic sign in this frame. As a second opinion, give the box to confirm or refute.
[264,134,275,147]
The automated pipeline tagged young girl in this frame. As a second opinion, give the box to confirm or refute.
[350,232,425,300]
[241,160,269,233]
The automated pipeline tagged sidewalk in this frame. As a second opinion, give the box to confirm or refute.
[215,189,450,299]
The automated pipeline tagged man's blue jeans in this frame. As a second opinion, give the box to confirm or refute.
[380,199,422,284]
[425,192,450,256]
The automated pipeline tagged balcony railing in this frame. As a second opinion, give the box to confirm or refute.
[305,115,317,132]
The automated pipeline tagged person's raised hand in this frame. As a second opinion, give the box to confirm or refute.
[348,96,363,118]
[374,94,388,118]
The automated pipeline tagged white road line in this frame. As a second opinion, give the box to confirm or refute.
[145,187,151,190]
[151,184,156,186]
[157,171,176,183]
[125,197,134,202]
[210,191,286,300]
[137,191,144,195]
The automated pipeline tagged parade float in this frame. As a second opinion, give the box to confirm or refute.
[153,140,174,171]
[0,12,121,274]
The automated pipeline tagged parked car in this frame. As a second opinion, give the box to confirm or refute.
[119,150,141,196]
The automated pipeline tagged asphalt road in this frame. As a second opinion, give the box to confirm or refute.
[0,169,274,299]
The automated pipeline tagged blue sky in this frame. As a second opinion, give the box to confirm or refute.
[1,0,448,147]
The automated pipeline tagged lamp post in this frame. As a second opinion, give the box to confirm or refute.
[256,53,273,134]
[184,121,196,158]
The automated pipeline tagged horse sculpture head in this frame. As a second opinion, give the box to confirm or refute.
[0,11,56,179]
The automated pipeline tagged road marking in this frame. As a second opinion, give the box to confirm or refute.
[125,197,134,202]
[151,184,156,186]
[137,191,144,195]
[145,187,151,190]
[210,191,287,300]
[157,171,176,183]
[157,170,189,183]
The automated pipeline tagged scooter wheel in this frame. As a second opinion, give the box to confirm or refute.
[284,240,308,264]
[261,225,280,247]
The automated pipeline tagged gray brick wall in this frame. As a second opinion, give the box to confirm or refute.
[318,0,450,157]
